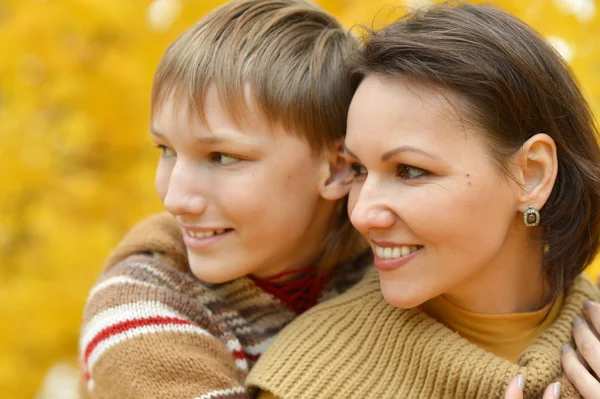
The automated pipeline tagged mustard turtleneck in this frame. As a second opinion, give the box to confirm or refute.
[248,269,596,398]
[419,293,564,363]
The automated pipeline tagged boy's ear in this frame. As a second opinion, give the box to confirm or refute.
[320,139,354,201]
[514,133,558,213]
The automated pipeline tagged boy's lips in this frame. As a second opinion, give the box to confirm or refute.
[184,227,232,239]
[182,227,234,250]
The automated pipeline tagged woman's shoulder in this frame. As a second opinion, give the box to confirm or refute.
[570,273,600,302]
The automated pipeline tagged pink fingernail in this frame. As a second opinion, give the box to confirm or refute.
[562,344,570,355]
[584,300,596,310]
[573,317,583,327]
[553,382,561,397]
[517,374,525,390]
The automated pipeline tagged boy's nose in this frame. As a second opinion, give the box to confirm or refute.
[162,162,208,217]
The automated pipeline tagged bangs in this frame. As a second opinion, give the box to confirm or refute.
[151,0,355,153]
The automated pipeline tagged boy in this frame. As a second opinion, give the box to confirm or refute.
[79,1,370,398]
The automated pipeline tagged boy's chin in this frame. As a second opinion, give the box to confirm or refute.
[187,254,248,284]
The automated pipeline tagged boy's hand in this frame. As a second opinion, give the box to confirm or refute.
[504,375,561,399]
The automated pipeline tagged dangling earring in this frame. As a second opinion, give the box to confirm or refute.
[523,206,540,227]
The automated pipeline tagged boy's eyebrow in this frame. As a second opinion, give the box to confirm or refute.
[150,128,229,144]
[150,128,166,139]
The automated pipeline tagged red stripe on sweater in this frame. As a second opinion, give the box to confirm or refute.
[83,316,252,380]
[245,353,260,362]
[83,316,193,366]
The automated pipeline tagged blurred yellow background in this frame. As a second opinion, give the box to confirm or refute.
[0,0,599,397]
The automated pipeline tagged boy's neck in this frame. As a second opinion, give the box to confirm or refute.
[250,199,338,280]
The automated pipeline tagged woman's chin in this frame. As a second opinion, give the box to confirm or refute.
[379,280,429,309]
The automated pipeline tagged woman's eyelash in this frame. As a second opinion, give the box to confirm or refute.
[396,164,428,179]
[350,163,367,175]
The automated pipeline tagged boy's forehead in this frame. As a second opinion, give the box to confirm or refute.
[153,83,292,137]
[152,85,302,145]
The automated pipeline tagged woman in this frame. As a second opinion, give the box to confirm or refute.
[246,3,600,398]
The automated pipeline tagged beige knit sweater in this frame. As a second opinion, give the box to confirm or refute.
[79,213,371,399]
[247,268,600,398]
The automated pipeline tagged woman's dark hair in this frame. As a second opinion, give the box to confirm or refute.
[351,2,600,297]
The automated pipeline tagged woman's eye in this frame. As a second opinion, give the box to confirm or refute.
[397,164,428,179]
[155,144,175,158]
[211,152,240,165]
[350,163,368,177]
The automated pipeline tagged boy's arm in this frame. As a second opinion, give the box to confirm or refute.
[79,253,250,399]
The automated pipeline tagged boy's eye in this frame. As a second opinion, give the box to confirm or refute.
[155,144,175,158]
[211,152,240,165]
[396,164,428,179]
[350,163,367,177]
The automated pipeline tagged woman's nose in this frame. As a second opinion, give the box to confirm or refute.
[349,185,396,233]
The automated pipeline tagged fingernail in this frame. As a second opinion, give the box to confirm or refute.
[562,344,571,355]
[584,300,596,310]
[517,374,525,390]
[553,382,561,397]
[573,317,584,327]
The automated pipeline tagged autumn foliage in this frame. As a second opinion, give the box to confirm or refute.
[0,0,599,397]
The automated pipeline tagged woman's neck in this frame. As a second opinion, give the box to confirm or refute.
[441,227,550,314]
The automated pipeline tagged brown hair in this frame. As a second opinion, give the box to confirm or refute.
[151,0,367,271]
[351,2,600,296]
[152,0,355,154]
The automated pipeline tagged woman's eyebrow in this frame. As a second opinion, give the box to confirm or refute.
[381,145,438,161]
[343,144,438,162]
[343,144,359,159]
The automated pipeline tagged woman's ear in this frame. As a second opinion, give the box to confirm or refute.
[320,139,354,201]
[515,133,558,212]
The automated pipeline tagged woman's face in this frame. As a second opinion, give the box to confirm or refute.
[152,86,336,283]
[345,76,523,308]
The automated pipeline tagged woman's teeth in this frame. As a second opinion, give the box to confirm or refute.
[375,245,420,259]
[188,229,226,239]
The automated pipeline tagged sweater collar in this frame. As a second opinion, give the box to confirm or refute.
[247,268,599,398]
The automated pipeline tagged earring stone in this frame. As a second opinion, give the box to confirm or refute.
[523,206,540,227]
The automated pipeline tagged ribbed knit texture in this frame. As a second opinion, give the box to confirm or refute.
[247,268,600,399]
[79,212,372,399]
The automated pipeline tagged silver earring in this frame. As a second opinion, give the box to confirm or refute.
[523,206,540,227]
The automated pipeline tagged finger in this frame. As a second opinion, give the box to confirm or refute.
[575,347,592,373]
[540,382,561,399]
[584,301,600,340]
[504,375,524,399]
[562,344,600,399]
[573,317,600,377]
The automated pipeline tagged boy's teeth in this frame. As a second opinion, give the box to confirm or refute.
[189,230,227,239]
[375,245,420,259]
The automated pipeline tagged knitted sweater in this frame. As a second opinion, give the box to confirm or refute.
[79,213,371,399]
[247,268,600,398]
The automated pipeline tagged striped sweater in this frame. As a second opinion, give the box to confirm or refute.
[79,213,371,399]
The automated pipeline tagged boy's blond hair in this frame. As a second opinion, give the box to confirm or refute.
[151,0,367,272]
[152,0,355,154]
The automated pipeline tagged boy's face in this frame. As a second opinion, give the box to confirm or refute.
[151,86,339,283]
